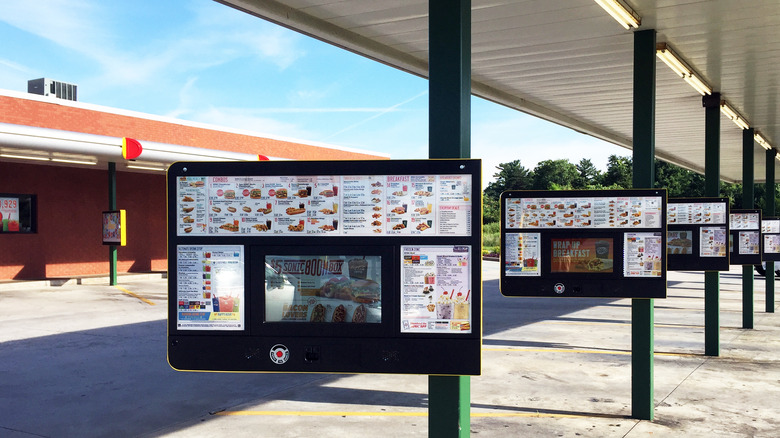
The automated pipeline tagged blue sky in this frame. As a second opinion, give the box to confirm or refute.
[0,0,629,187]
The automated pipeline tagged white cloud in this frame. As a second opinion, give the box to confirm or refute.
[0,0,306,91]
[184,106,319,140]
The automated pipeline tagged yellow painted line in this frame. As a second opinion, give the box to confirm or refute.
[482,348,702,358]
[114,285,156,305]
[483,348,630,355]
[216,411,426,417]
[539,321,702,329]
[215,411,604,419]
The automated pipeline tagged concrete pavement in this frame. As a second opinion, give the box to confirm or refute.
[1,265,778,437]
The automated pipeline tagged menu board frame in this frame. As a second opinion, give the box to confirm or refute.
[500,189,667,298]
[667,197,730,271]
[166,159,481,376]
[729,209,762,265]
[762,216,780,262]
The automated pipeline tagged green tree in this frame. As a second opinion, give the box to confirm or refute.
[483,195,501,224]
[654,159,705,197]
[484,160,533,200]
[574,158,601,189]
[600,155,633,188]
[531,159,579,190]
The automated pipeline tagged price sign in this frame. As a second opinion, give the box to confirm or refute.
[0,196,20,232]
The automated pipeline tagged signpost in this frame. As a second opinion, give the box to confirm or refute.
[166,159,482,375]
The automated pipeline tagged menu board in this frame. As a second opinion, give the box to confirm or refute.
[730,212,760,230]
[504,233,541,276]
[506,196,662,229]
[668,202,727,225]
[102,210,126,245]
[763,219,780,256]
[624,232,663,277]
[401,245,472,334]
[176,245,245,330]
[264,255,381,324]
[175,174,471,237]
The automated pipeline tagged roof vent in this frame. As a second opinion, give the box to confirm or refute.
[28,78,78,101]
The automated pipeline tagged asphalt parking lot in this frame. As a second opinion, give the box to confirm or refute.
[1,263,779,437]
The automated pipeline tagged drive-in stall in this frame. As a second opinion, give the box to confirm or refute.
[166,159,481,375]
[667,198,730,271]
[500,189,667,298]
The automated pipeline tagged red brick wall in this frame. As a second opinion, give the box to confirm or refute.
[0,95,385,160]
[0,93,388,280]
[0,162,166,280]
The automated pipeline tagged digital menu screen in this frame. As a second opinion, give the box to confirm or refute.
[264,255,381,324]
[175,174,472,237]
[550,238,614,273]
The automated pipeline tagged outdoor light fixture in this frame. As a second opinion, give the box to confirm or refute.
[683,74,712,96]
[755,132,772,150]
[127,164,168,172]
[50,158,98,165]
[656,43,712,96]
[594,0,640,29]
[0,153,49,161]
[720,101,750,130]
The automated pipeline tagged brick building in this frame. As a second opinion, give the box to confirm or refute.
[0,89,388,281]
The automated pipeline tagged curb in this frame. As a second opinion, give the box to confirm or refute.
[0,272,167,291]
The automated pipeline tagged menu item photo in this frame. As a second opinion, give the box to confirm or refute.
[264,255,382,324]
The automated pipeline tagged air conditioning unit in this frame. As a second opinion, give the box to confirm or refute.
[28,78,78,101]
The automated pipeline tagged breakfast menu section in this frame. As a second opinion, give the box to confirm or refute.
[175,174,472,237]
[506,196,662,229]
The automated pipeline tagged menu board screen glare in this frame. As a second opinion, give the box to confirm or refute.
[264,255,381,324]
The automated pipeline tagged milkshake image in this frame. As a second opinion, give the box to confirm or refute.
[453,291,469,320]
[436,291,453,320]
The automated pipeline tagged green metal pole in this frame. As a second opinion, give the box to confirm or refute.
[703,93,721,356]
[109,161,118,286]
[428,1,471,436]
[631,29,656,421]
[743,128,755,328]
[766,148,776,313]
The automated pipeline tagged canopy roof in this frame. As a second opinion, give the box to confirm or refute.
[218,0,780,183]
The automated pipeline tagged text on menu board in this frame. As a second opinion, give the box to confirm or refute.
[400,245,472,334]
[506,196,662,229]
[176,245,245,331]
[176,174,472,237]
[668,202,727,225]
